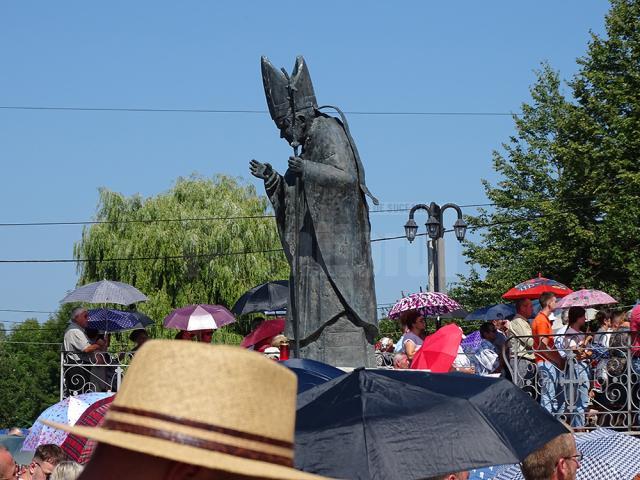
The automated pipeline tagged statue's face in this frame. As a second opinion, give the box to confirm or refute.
[277,114,306,147]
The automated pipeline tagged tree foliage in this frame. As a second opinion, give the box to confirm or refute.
[0,307,71,428]
[454,0,640,309]
[73,175,289,332]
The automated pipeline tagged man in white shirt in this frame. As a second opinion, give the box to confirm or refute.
[63,307,105,394]
[507,299,537,396]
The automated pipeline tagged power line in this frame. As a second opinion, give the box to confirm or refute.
[0,204,494,228]
[0,105,520,116]
[0,309,56,314]
[0,247,284,264]
[0,214,275,228]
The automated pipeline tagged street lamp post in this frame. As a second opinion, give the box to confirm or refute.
[404,202,467,292]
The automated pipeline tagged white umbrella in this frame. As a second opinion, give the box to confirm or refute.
[61,280,148,305]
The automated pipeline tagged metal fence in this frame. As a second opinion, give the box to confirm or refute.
[60,330,640,432]
[505,330,640,431]
[60,350,134,400]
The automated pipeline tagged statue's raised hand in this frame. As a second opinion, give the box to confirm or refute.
[250,159,274,180]
[288,156,304,174]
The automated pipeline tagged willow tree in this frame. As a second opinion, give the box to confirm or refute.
[74,175,289,328]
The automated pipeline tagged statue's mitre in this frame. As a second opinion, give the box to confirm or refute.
[261,55,317,124]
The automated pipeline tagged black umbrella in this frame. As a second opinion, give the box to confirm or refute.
[282,359,345,394]
[231,280,288,315]
[295,369,568,480]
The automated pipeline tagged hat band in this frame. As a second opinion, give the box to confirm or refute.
[110,405,293,449]
[102,418,294,467]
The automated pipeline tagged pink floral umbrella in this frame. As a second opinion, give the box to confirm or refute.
[21,392,113,451]
[388,292,462,319]
[555,289,617,309]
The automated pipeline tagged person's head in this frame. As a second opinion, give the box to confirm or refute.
[174,330,193,341]
[261,56,317,149]
[515,298,534,319]
[422,472,469,480]
[0,446,20,480]
[521,433,580,480]
[539,292,557,312]
[611,310,626,330]
[129,329,149,347]
[84,328,100,342]
[567,307,586,330]
[271,334,288,348]
[250,317,265,331]
[594,310,612,329]
[46,341,331,480]
[30,444,66,480]
[404,311,425,333]
[492,318,508,332]
[479,322,498,342]
[393,353,409,369]
[197,330,214,344]
[50,461,83,480]
[71,308,89,328]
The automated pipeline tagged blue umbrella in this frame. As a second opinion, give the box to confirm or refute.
[282,359,345,394]
[465,304,515,322]
[88,309,153,333]
[465,302,541,322]
[295,369,568,479]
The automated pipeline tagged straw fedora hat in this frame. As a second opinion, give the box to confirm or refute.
[44,340,333,479]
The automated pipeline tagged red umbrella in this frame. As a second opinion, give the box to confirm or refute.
[60,395,114,464]
[410,323,462,373]
[502,275,572,300]
[240,318,285,348]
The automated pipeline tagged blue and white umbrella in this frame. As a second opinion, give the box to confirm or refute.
[88,308,153,333]
[60,280,148,306]
[492,429,640,480]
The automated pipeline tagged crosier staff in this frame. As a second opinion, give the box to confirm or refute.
[283,68,302,359]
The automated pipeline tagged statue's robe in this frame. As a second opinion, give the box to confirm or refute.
[264,114,378,366]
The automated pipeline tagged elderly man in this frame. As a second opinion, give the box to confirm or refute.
[507,298,537,396]
[0,445,20,480]
[520,432,580,480]
[21,444,66,480]
[44,341,331,480]
[63,307,105,394]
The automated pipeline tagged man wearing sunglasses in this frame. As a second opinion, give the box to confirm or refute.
[521,432,580,480]
[20,445,65,480]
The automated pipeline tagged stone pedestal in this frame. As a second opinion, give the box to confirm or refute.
[296,314,375,368]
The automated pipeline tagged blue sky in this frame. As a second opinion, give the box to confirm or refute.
[0,1,611,325]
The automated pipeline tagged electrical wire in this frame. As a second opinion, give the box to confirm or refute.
[0,105,520,116]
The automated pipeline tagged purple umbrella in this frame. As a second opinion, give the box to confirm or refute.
[461,330,482,353]
[388,292,462,319]
[163,304,236,331]
[555,289,617,308]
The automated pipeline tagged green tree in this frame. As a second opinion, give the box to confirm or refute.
[73,175,289,334]
[0,307,70,428]
[454,0,640,307]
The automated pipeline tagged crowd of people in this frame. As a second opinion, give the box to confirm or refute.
[374,294,640,431]
[6,335,628,480]
[0,443,83,480]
